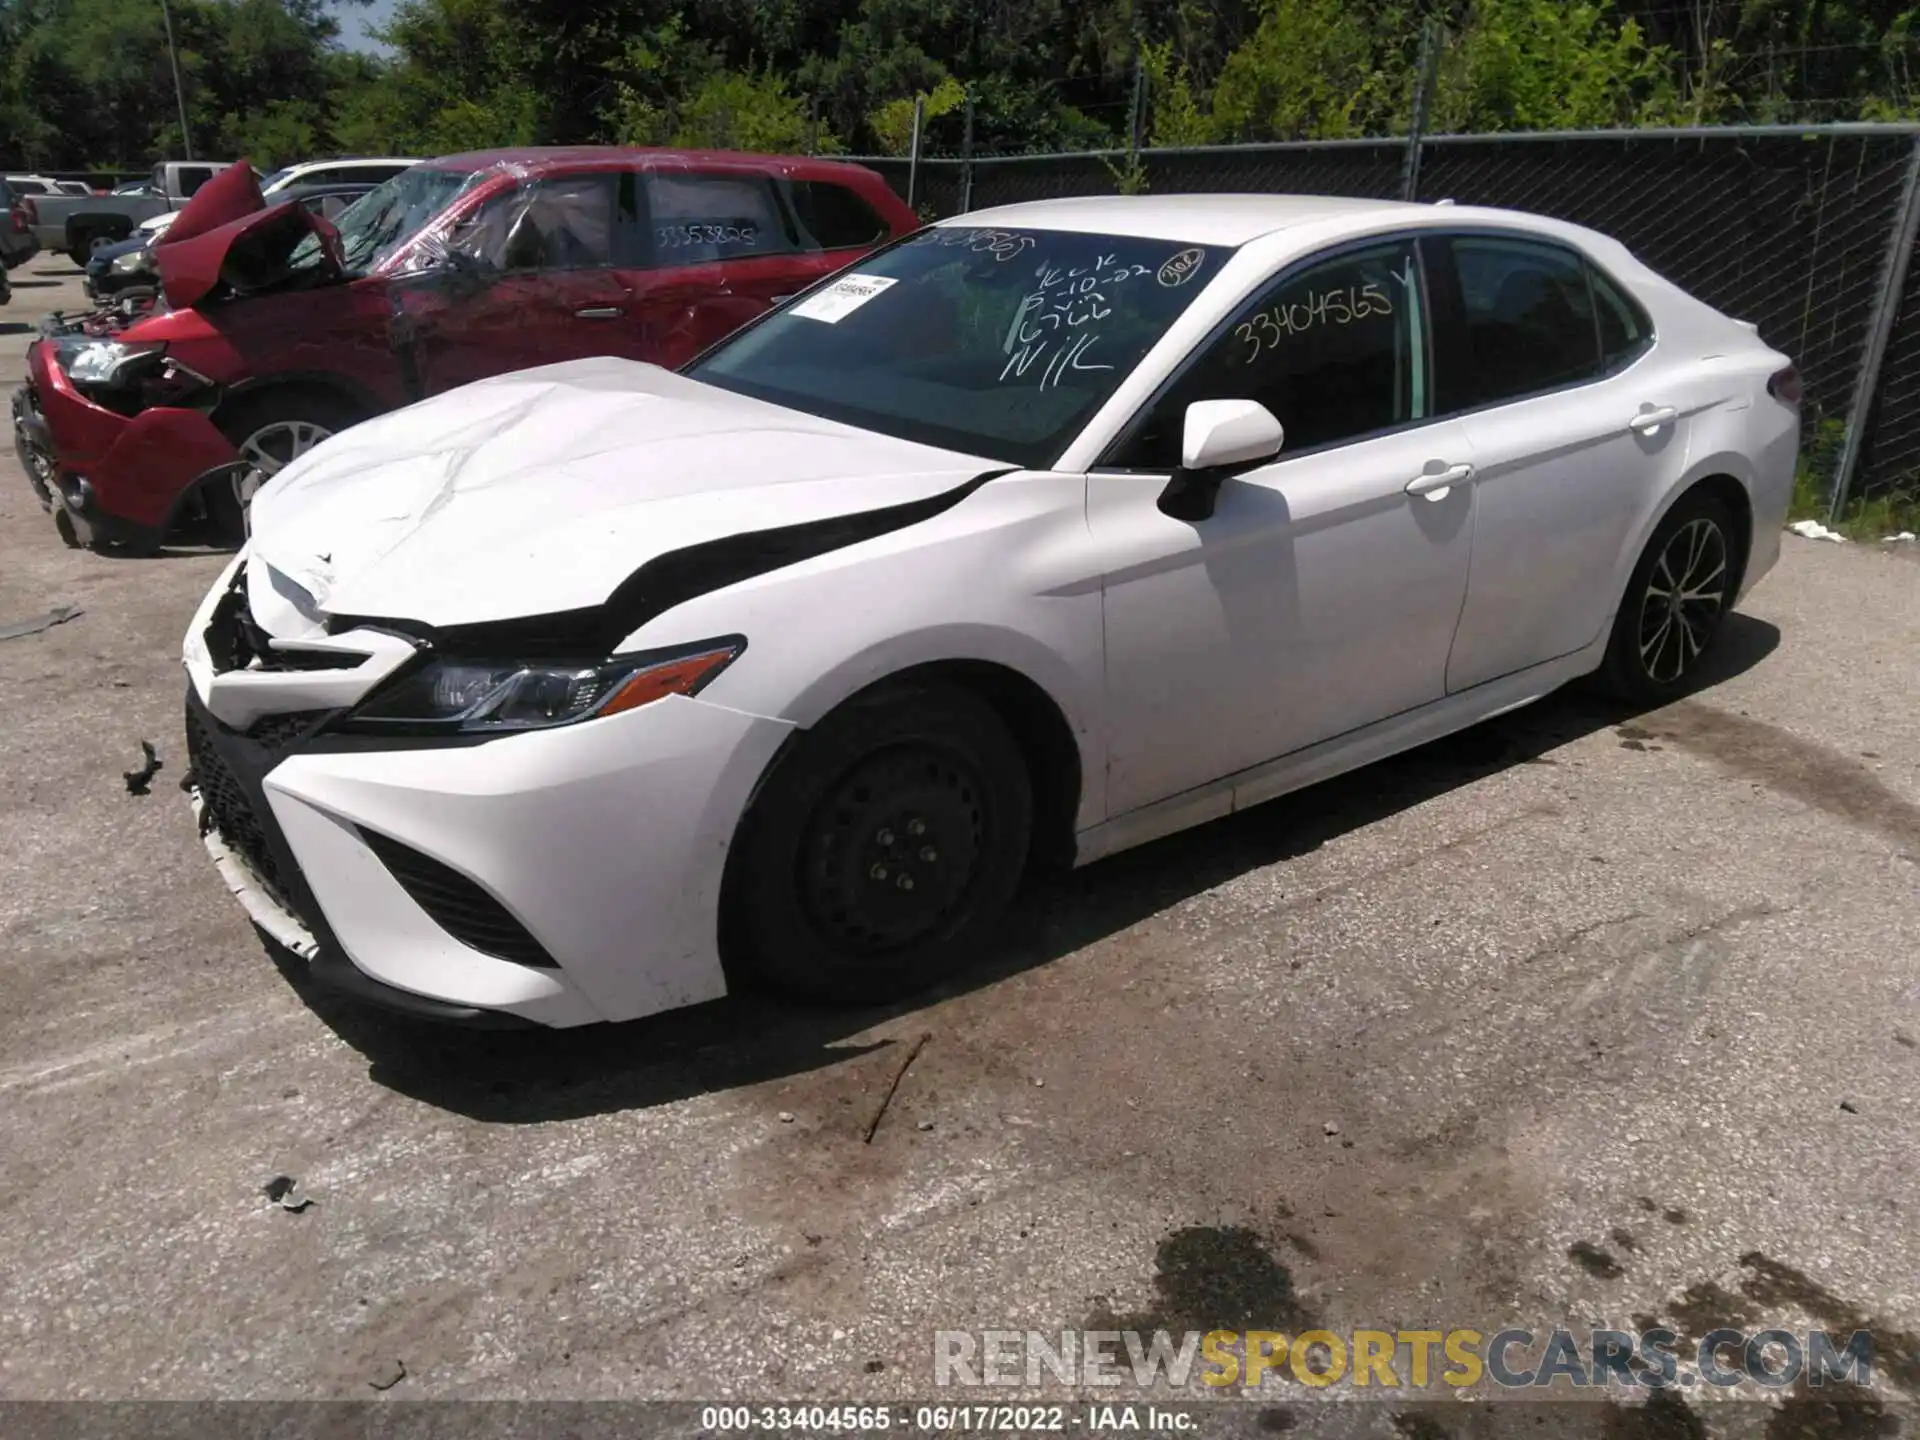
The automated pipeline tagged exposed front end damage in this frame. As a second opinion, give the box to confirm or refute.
[181,551,795,1029]
[16,338,243,550]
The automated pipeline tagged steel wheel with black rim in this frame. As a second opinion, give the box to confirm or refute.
[1597,488,1740,703]
[723,681,1033,1003]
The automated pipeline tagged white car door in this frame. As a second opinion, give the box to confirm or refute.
[1428,233,1714,693]
[1090,237,1479,816]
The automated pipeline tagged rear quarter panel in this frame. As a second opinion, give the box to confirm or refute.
[1604,253,1798,606]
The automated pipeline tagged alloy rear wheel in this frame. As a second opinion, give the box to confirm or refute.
[1597,488,1739,703]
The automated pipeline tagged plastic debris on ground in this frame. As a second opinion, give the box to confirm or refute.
[123,741,162,796]
[261,1175,316,1213]
[1787,519,1848,543]
[0,604,82,642]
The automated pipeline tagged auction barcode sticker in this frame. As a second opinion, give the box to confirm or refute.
[790,273,898,324]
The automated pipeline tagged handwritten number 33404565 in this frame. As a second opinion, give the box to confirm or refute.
[1236,283,1394,363]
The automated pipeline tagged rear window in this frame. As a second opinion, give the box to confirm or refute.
[7,177,50,195]
[1593,266,1653,373]
[1447,236,1602,408]
[646,172,797,265]
[786,180,890,250]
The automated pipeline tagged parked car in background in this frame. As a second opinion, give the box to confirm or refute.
[14,147,916,552]
[4,174,59,196]
[140,157,416,244]
[0,180,42,270]
[54,180,95,197]
[258,156,418,193]
[178,195,1800,1028]
[21,160,235,262]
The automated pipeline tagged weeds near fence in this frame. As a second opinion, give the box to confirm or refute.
[1791,416,1920,536]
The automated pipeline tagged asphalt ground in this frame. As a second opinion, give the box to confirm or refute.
[2,252,1918,1437]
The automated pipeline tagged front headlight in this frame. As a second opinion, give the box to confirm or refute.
[110,249,151,275]
[59,339,166,387]
[341,638,745,734]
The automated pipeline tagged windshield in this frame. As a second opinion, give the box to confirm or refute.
[289,165,482,277]
[687,227,1229,467]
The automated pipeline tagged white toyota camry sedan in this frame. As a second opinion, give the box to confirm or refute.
[182,194,1801,1028]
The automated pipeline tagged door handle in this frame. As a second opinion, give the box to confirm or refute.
[574,306,624,320]
[1629,405,1679,434]
[1406,462,1474,500]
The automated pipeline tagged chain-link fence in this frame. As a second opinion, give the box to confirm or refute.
[843,124,1920,514]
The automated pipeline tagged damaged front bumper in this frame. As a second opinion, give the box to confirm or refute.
[18,340,242,548]
[180,556,796,1030]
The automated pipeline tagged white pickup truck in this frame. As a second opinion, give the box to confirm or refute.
[22,160,235,263]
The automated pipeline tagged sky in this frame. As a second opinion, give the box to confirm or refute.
[336,0,398,56]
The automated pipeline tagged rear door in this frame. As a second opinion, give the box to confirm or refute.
[1426,232,1719,692]
[403,170,638,394]
[622,169,829,368]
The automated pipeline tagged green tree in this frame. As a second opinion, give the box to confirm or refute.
[1431,0,1678,132]
[867,73,963,155]
[1140,38,1214,146]
[1209,0,1400,141]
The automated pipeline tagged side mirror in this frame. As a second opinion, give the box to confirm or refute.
[1158,400,1284,521]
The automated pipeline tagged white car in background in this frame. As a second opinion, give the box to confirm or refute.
[182,194,1800,1029]
[138,156,418,240]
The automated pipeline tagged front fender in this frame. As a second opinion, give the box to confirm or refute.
[92,408,241,528]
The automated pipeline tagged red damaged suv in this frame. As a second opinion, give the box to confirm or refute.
[13,147,918,551]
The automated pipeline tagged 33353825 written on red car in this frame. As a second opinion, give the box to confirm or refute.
[180,193,1800,1029]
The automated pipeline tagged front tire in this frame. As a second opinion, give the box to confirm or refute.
[723,682,1032,1004]
[206,389,364,545]
[1595,489,1738,704]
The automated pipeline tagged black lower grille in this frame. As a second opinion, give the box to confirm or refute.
[245,710,331,751]
[358,829,559,969]
[185,705,291,904]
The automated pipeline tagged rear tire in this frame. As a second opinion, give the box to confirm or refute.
[1595,488,1738,705]
[206,388,365,546]
[723,682,1032,1004]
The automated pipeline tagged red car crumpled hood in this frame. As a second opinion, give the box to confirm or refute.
[155,162,342,308]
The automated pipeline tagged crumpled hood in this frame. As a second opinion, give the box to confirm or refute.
[155,162,341,308]
[246,356,995,635]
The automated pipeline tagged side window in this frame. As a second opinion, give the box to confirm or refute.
[786,180,889,250]
[1591,264,1653,373]
[175,166,215,197]
[1447,236,1601,407]
[1111,240,1428,470]
[644,172,798,267]
[450,173,619,272]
